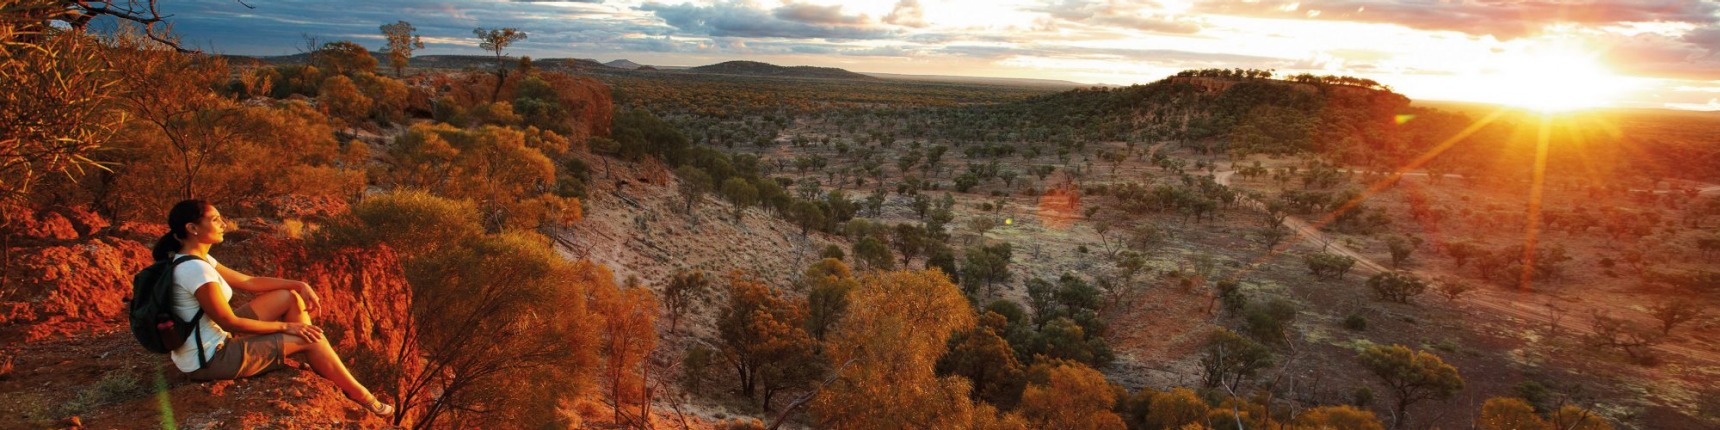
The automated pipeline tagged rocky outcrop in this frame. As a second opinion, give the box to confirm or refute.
[13,237,149,323]
[219,233,420,414]
[2,207,151,340]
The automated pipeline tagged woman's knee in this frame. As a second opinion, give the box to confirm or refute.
[282,334,332,355]
[272,289,306,309]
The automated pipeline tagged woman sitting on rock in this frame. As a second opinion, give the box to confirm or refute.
[154,199,393,417]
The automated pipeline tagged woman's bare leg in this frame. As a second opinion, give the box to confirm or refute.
[258,291,372,403]
[282,334,373,402]
[241,290,309,324]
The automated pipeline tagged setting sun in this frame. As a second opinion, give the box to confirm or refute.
[1475,44,1633,112]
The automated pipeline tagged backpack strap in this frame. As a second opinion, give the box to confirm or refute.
[168,254,211,370]
[191,309,208,369]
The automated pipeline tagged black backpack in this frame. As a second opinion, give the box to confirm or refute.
[128,254,209,368]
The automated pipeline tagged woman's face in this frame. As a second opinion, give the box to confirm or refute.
[184,206,229,245]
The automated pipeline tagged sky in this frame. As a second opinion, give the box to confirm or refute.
[143,0,1720,111]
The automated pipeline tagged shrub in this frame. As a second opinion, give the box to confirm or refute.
[315,190,481,259]
[1146,388,1209,430]
[1243,298,1297,344]
[1017,361,1125,430]
[1296,405,1384,430]
[399,233,603,427]
[1305,252,1356,280]
[383,123,577,231]
[1368,271,1428,303]
[1343,314,1369,331]
[1477,397,1549,430]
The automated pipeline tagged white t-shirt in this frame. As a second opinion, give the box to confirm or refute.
[168,253,233,373]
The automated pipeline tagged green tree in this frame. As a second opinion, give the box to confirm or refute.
[1200,328,1273,392]
[1648,299,1702,336]
[661,270,710,333]
[721,176,758,221]
[1367,271,1428,303]
[853,236,895,271]
[379,21,425,77]
[937,312,1026,408]
[804,258,857,340]
[1243,298,1297,345]
[675,165,713,213]
[1358,344,1464,429]
[1387,235,1421,268]
[955,172,981,192]
[472,27,526,101]
[961,243,1013,295]
[1305,252,1356,280]
[789,200,827,235]
[892,223,929,267]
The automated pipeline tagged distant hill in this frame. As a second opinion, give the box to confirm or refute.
[605,59,645,70]
[245,53,627,73]
[687,60,876,80]
[859,72,1089,89]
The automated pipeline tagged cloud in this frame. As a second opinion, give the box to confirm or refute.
[884,0,928,28]
[640,1,894,40]
[773,2,869,25]
[1600,30,1720,80]
[1685,27,1720,57]
[1027,0,1204,34]
[1192,0,1720,39]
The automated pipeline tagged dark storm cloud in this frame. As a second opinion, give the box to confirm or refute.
[639,1,895,40]
[1191,0,1720,39]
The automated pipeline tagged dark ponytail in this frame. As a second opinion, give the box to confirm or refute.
[152,199,211,261]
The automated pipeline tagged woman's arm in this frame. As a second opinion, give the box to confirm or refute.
[194,281,323,342]
[216,264,321,311]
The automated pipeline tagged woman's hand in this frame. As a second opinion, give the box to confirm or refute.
[283,322,325,344]
[295,282,322,313]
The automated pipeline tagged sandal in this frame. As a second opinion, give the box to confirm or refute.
[353,394,394,417]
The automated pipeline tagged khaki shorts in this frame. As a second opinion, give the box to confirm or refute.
[186,306,289,381]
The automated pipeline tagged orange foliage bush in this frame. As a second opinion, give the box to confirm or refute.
[593,280,657,421]
[383,123,579,231]
[812,269,979,428]
[1017,361,1125,430]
